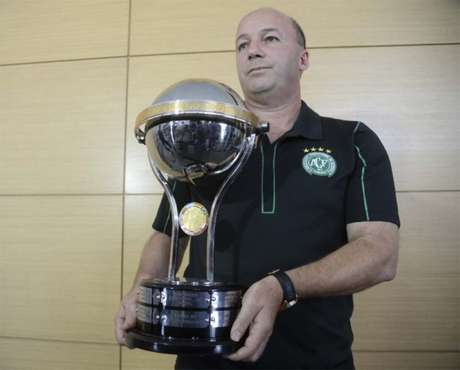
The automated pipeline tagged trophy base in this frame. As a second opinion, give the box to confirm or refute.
[126,329,241,355]
[129,278,243,355]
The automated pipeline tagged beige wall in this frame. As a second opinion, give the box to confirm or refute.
[0,1,459,369]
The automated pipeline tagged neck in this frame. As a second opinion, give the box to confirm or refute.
[245,93,302,143]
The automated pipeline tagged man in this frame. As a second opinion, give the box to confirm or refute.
[115,7,400,370]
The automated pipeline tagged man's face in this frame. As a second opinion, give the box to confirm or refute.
[235,10,307,99]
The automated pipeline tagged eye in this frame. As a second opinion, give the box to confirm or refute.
[264,35,280,43]
[237,42,248,52]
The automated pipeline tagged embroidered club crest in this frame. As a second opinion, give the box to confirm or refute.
[302,149,337,177]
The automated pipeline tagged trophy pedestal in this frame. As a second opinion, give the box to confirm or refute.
[126,329,240,355]
[127,279,242,355]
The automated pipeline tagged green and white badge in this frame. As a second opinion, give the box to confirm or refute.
[302,148,337,177]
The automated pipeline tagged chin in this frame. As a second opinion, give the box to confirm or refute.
[245,81,275,96]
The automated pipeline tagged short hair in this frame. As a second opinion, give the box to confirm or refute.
[290,17,306,49]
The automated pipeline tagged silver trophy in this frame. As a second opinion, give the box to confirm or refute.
[127,79,268,355]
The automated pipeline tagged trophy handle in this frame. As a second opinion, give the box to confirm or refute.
[147,154,181,281]
[206,133,258,282]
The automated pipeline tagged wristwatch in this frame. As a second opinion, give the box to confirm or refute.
[267,269,298,309]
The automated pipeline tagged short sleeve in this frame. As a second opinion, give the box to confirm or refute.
[345,122,400,227]
[152,180,192,237]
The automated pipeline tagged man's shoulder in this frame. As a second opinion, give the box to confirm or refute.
[317,114,361,137]
[318,115,378,139]
[314,115,386,155]
[319,115,358,127]
[298,103,381,143]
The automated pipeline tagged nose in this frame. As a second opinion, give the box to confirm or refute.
[247,40,264,60]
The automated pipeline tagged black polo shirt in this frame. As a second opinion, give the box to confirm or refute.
[152,102,400,369]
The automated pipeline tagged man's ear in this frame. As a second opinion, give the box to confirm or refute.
[299,49,309,72]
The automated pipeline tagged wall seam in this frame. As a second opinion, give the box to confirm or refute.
[0,335,117,346]
[1,42,458,67]
[119,0,132,369]
[0,55,127,67]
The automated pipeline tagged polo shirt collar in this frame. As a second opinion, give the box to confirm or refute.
[280,101,322,141]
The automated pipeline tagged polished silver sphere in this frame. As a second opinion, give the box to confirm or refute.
[135,79,261,181]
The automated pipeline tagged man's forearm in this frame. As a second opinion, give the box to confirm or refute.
[287,221,399,298]
[129,232,170,292]
[129,231,188,293]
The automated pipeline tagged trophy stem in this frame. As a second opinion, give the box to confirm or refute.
[206,134,257,282]
[148,154,181,281]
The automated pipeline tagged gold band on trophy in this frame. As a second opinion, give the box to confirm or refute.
[179,202,209,236]
[135,100,261,132]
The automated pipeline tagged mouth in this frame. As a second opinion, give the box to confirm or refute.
[247,66,271,74]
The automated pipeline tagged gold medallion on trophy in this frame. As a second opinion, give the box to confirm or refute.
[179,202,209,236]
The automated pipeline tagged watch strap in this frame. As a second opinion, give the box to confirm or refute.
[268,269,298,308]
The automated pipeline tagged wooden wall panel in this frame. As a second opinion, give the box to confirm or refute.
[130,0,460,55]
[353,192,460,351]
[0,0,129,65]
[0,338,119,370]
[354,351,460,370]
[125,45,459,193]
[0,196,122,343]
[0,59,126,194]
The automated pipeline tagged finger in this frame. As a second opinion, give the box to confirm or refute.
[115,317,128,345]
[227,327,262,361]
[122,302,137,330]
[226,345,251,361]
[230,302,261,342]
[227,310,273,362]
[115,304,126,322]
[248,335,271,362]
[115,325,127,345]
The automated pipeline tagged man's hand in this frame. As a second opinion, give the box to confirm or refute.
[227,276,284,362]
[114,290,138,346]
